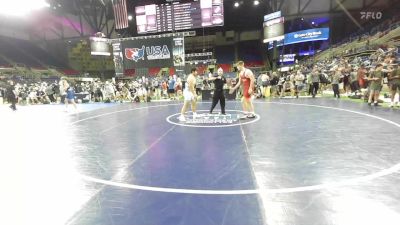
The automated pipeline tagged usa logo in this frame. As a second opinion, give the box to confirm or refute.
[125,46,145,62]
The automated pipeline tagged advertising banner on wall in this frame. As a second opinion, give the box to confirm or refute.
[267,28,330,49]
[172,36,185,67]
[284,28,330,45]
[279,54,296,62]
[112,42,124,77]
[121,35,185,69]
[299,50,315,56]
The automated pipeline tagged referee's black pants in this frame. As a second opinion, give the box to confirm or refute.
[210,89,225,114]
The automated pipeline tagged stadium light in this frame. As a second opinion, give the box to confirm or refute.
[234,2,239,7]
[128,15,133,21]
[254,0,260,6]
[0,0,50,16]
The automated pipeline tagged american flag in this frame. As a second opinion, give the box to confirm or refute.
[112,0,129,29]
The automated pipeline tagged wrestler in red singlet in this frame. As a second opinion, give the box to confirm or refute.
[240,69,251,99]
[230,61,256,118]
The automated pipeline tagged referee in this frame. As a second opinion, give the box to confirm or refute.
[209,67,226,114]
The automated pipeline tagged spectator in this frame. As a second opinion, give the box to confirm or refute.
[152,78,160,99]
[167,76,176,100]
[357,65,368,89]
[307,72,313,96]
[270,72,279,98]
[350,67,360,94]
[65,85,78,112]
[331,67,341,99]
[294,71,305,98]
[343,64,351,95]
[256,74,263,97]
[162,80,168,99]
[278,74,286,98]
[367,64,384,106]
[175,76,183,98]
[6,80,17,111]
[59,78,68,103]
[137,85,148,102]
[45,84,56,103]
[103,81,115,101]
[388,64,400,107]
[94,81,103,102]
[311,69,320,98]
[289,72,296,97]
[260,73,270,98]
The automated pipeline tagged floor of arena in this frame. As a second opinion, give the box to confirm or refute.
[2,99,400,225]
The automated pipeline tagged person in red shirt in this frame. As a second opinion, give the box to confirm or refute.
[230,61,256,118]
[357,65,367,89]
[161,81,168,98]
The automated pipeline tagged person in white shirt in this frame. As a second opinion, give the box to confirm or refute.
[260,73,270,98]
[137,85,147,102]
[289,72,296,97]
[152,78,161,99]
[104,81,115,101]
[294,71,305,98]
[59,78,68,103]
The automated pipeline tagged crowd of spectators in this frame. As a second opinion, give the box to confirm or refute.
[255,46,399,107]
[332,17,400,55]
[0,72,238,107]
[0,76,164,105]
[1,46,399,109]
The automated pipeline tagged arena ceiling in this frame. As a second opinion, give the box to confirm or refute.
[0,0,396,41]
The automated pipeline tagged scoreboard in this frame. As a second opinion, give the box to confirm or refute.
[135,0,224,34]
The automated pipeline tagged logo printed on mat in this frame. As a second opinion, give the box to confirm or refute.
[166,110,260,128]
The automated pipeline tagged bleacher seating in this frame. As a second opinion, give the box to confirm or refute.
[218,64,232,73]
[0,36,42,67]
[149,67,161,76]
[0,57,9,67]
[238,41,264,68]
[11,39,67,68]
[238,41,263,62]
[0,35,72,78]
[68,40,114,73]
[60,69,80,76]
[215,45,235,64]
[124,69,136,76]
[316,19,400,61]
